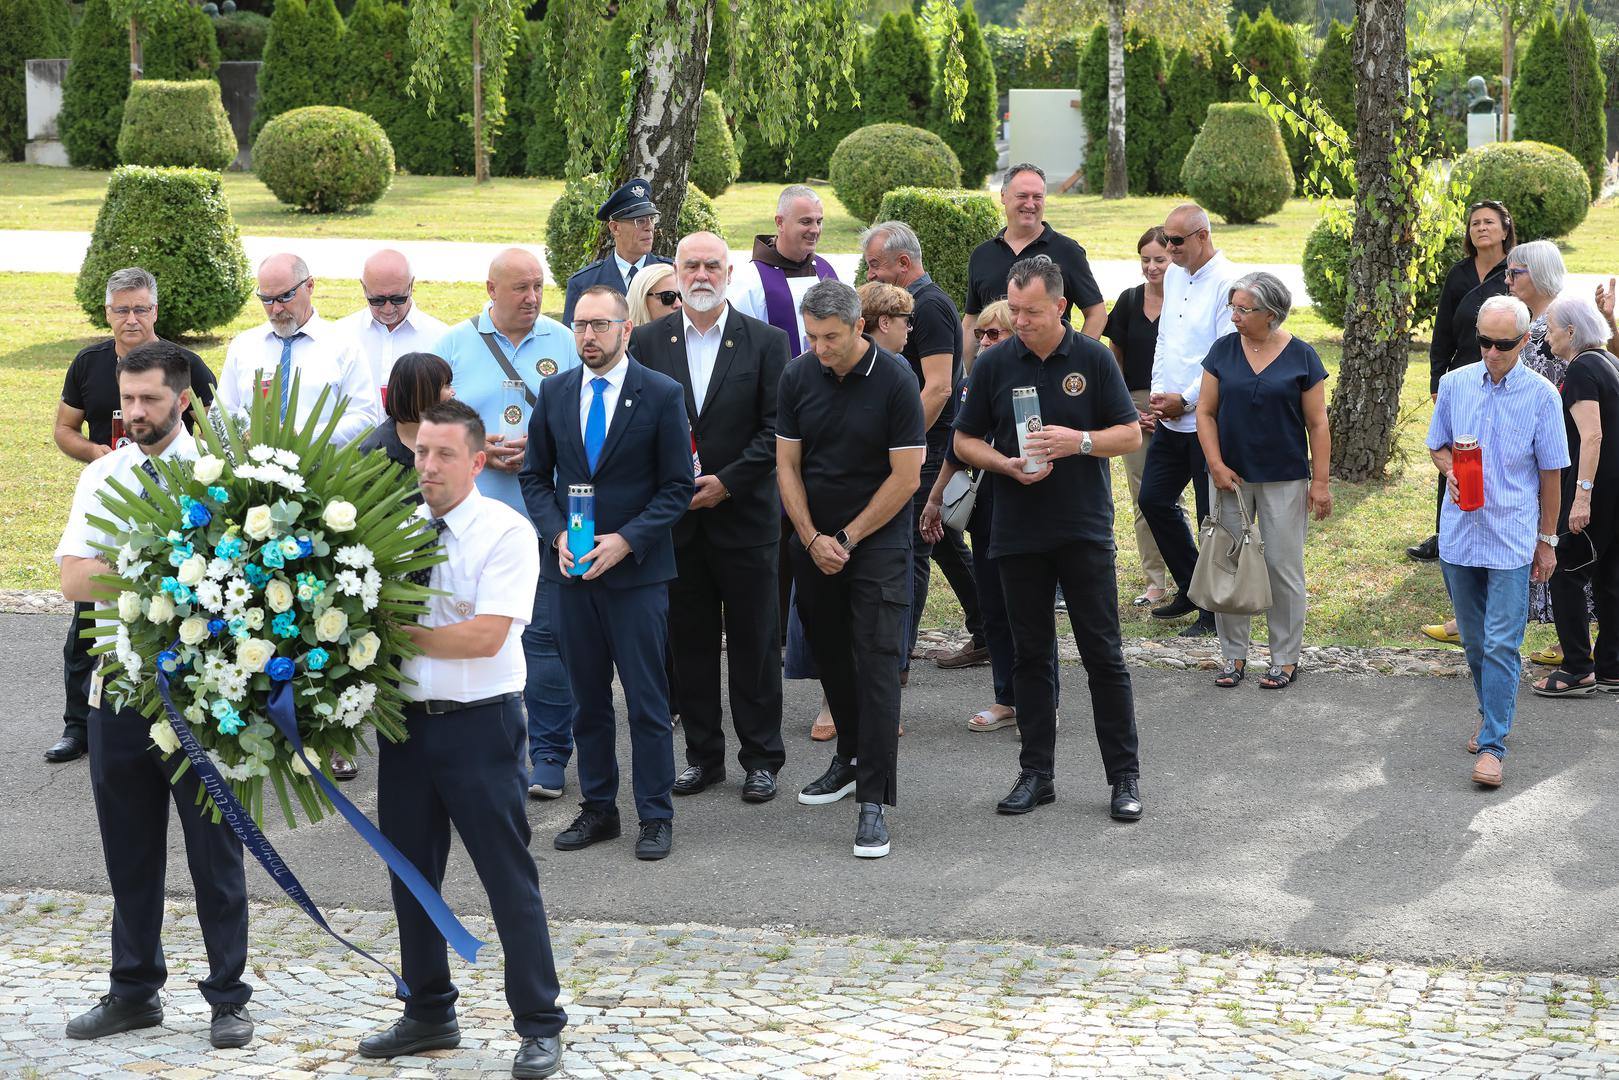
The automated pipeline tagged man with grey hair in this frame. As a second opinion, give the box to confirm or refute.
[730,185,839,354]
[862,220,986,676]
[1427,293,1568,789]
[219,253,380,447]
[47,267,217,765]
[778,280,925,858]
[336,248,450,395]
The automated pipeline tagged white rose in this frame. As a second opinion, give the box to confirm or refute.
[117,591,142,623]
[263,579,294,613]
[146,593,176,624]
[149,720,180,755]
[347,631,381,671]
[322,500,358,533]
[193,455,224,484]
[289,749,322,777]
[243,504,275,540]
[244,607,265,630]
[314,607,349,643]
[176,554,208,587]
[235,637,276,673]
[178,616,210,646]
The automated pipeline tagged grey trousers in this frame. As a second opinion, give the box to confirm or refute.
[1122,388,1168,592]
[1211,479,1310,667]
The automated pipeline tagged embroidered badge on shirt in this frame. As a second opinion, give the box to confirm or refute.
[1063,373,1087,396]
[455,599,474,618]
[537,359,558,377]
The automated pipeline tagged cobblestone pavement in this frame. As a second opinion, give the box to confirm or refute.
[2,891,1617,1079]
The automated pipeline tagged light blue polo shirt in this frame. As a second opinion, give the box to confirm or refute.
[435,303,580,516]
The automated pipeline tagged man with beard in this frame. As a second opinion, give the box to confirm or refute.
[55,341,254,1050]
[521,286,694,861]
[219,253,380,446]
[630,232,790,803]
[729,185,840,354]
[336,248,450,398]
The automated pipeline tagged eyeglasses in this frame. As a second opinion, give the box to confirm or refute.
[1477,332,1524,353]
[256,277,309,305]
[1227,303,1265,316]
[621,215,660,229]
[108,305,155,318]
[1504,267,1529,280]
[571,318,628,335]
[366,293,411,307]
[651,290,681,306]
[973,327,1007,342]
[879,312,915,325]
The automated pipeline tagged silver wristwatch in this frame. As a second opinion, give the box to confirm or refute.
[1578,479,1595,491]
[1079,431,1093,456]
[1537,532,1559,548]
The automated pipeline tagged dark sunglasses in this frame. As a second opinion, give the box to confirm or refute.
[366,293,411,307]
[651,290,681,306]
[1163,229,1203,246]
[1477,332,1525,353]
[256,277,309,305]
[879,312,915,326]
[973,327,1008,342]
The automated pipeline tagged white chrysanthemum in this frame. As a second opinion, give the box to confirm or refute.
[248,444,276,463]
[225,577,253,605]
[115,543,141,575]
[280,472,306,494]
[222,597,249,622]
[335,545,374,569]
[334,683,378,728]
[273,448,301,469]
[333,570,363,596]
[207,556,234,580]
[233,464,261,482]
[218,669,249,702]
[360,567,383,610]
[207,751,255,783]
[194,581,225,613]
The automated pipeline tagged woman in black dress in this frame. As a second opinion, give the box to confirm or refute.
[360,351,453,476]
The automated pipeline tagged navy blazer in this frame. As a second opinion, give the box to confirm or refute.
[519,356,695,587]
[561,253,676,326]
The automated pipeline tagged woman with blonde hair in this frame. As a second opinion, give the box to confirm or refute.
[857,281,914,354]
[625,261,681,324]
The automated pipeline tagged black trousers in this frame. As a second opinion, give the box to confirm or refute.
[379,697,566,1038]
[1550,534,1619,678]
[671,536,786,773]
[904,436,987,666]
[62,602,94,741]
[1137,425,1210,596]
[792,541,908,805]
[998,542,1140,783]
[87,705,250,1006]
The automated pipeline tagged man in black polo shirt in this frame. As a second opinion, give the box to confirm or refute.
[47,266,216,765]
[861,220,987,676]
[963,163,1105,364]
[777,281,925,859]
[954,255,1145,823]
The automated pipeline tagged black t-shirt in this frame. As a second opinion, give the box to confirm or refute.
[61,338,217,446]
[1201,334,1328,483]
[902,274,964,434]
[1102,284,1159,392]
[953,327,1137,557]
[777,337,927,549]
[964,223,1104,324]
[1559,350,1619,542]
[1429,257,1509,394]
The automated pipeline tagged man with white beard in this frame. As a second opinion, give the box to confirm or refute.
[630,232,792,804]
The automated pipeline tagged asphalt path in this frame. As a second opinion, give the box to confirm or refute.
[3,611,1616,974]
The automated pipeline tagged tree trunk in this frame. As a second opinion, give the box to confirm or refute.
[472,13,488,183]
[128,17,142,80]
[1500,18,1514,140]
[1327,0,1414,481]
[597,0,716,260]
[1103,0,1128,199]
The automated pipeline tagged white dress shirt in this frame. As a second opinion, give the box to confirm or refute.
[577,357,630,441]
[218,313,382,446]
[683,305,728,412]
[400,487,538,703]
[1150,251,1240,434]
[336,303,450,390]
[57,431,199,569]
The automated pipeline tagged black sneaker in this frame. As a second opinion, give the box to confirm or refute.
[635,819,673,860]
[553,806,621,851]
[853,802,890,858]
[1110,778,1143,821]
[798,755,857,805]
[1151,593,1197,620]
[65,993,163,1040]
[1177,613,1216,638]
[1406,535,1440,562]
[209,1002,253,1049]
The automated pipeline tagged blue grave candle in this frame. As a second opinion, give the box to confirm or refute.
[567,484,595,577]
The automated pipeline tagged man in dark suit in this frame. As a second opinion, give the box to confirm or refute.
[561,178,676,326]
[630,231,790,803]
[520,284,695,861]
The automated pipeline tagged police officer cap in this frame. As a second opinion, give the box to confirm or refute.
[597,178,658,222]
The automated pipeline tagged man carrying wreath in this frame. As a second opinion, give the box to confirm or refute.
[54,341,256,1049]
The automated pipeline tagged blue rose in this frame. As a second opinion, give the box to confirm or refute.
[186,502,212,528]
[304,647,329,671]
[297,536,314,557]
[157,649,180,674]
[208,618,227,637]
[262,546,285,570]
[266,657,296,682]
[215,536,243,560]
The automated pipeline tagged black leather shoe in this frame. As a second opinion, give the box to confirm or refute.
[45,735,88,763]
[65,993,162,1040]
[329,753,358,781]
[741,769,778,803]
[513,1033,563,1078]
[358,1016,461,1058]
[854,802,890,858]
[672,764,725,796]
[553,807,621,851]
[1151,593,1196,620]
[209,1002,253,1048]
[996,771,1056,815]
[1110,778,1144,821]
[635,819,672,861]
[798,755,857,805]
[1406,534,1440,562]
[1177,613,1216,638]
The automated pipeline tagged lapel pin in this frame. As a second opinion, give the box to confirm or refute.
[724,340,734,348]
[623,399,632,408]
[670,335,678,343]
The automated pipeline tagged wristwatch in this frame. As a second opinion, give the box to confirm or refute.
[1578,479,1595,491]
[1538,532,1559,547]
[1079,431,1093,456]
[835,529,856,552]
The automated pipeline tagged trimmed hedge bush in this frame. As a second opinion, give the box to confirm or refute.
[253,105,394,212]
[690,89,739,197]
[870,187,1001,310]
[117,79,237,170]
[140,0,221,81]
[1453,139,1590,241]
[1,0,68,160]
[830,123,960,223]
[543,173,723,287]
[1302,214,1461,330]
[1079,25,1169,195]
[75,165,253,338]
[1181,102,1292,224]
[214,10,271,61]
[927,0,997,188]
[59,0,130,168]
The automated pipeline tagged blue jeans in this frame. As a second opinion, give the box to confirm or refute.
[524,577,574,774]
[1440,560,1529,761]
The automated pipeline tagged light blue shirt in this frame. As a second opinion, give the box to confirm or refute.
[435,303,580,516]
[614,253,649,283]
[1427,359,1569,569]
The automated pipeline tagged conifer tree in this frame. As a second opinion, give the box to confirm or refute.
[928,0,998,186]
[59,0,131,167]
[861,12,933,127]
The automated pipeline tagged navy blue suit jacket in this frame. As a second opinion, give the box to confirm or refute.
[561,254,675,325]
[520,356,695,587]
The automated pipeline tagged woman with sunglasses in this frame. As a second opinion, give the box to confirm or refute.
[857,282,914,354]
[626,262,682,324]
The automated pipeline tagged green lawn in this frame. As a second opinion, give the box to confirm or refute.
[2,270,1554,652]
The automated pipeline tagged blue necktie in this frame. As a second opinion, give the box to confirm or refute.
[585,377,608,472]
[277,332,304,422]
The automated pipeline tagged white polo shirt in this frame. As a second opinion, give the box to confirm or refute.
[400,486,538,703]
[218,313,382,447]
[336,303,450,391]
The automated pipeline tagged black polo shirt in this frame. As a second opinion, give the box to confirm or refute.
[902,273,963,436]
[777,337,927,550]
[953,327,1137,558]
[62,338,217,446]
[964,222,1104,324]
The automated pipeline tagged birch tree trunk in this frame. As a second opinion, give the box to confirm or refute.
[1500,19,1514,140]
[128,17,142,80]
[1103,0,1128,199]
[472,14,488,183]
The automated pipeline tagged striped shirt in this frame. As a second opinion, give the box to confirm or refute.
[1427,359,1569,569]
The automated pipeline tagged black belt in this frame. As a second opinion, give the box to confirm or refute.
[409,691,521,716]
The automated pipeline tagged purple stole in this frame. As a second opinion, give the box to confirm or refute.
[756,255,837,353]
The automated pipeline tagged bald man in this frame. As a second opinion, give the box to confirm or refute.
[337,249,450,395]
[433,247,582,802]
[219,253,380,447]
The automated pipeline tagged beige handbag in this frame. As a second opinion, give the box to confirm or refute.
[1188,485,1272,615]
